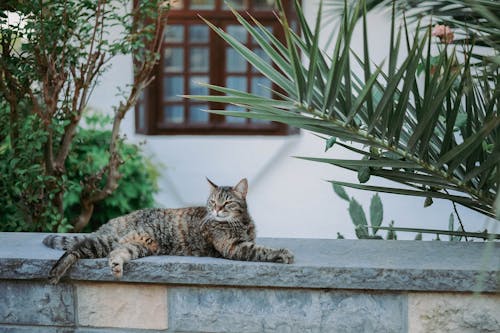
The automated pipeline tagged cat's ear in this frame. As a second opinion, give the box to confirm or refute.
[206,177,218,191]
[233,178,248,199]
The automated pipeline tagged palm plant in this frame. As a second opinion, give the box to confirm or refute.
[324,0,500,68]
[188,0,500,221]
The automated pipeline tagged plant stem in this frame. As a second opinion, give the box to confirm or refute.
[447,189,469,241]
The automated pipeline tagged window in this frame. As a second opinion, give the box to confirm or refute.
[136,0,296,135]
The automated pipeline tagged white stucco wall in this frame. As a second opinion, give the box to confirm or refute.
[88,3,495,240]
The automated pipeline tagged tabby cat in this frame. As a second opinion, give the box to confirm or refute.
[43,178,294,284]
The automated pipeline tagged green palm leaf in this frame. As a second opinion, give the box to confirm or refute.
[188,0,500,220]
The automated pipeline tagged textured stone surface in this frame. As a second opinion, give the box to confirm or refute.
[0,325,168,332]
[319,292,407,332]
[76,281,168,329]
[0,280,74,326]
[168,287,406,333]
[408,292,500,333]
[0,232,499,292]
[0,326,76,333]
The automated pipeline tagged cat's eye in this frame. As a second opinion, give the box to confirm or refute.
[224,201,237,208]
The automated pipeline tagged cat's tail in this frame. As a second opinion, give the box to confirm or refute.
[42,234,89,251]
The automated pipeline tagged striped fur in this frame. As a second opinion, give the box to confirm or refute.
[44,178,294,284]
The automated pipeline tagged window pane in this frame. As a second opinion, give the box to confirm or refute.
[251,117,271,125]
[254,0,275,10]
[226,77,247,124]
[251,25,273,44]
[189,25,209,43]
[225,105,247,124]
[226,48,247,73]
[138,93,146,129]
[164,25,184,43]
[252,48,271,73]
[189,105,209,123]
[190,47,209,72]
[251,76,271,125]
[163,76,184,101]
[164,105,184,124]
[227,25,248,43]
[251,76,272,98]
[226,76,247,92]
[164,47,184,72]
[190,0,215,9]
[224,0,246,10]
[190,76,209,95]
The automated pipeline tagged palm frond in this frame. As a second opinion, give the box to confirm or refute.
[188,0,500,220]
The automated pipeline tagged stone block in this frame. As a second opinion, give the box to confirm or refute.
[168,287,405,333]
[408,292,500,333]
[0,280,75,326]
[319,292,406,333]
[76,281,167,330]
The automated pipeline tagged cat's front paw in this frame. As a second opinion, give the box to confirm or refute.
[109,258,124,279]
[48,266,62,285]
[273,248,294,264]
[48,271,61,285]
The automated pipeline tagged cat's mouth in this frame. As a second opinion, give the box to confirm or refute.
[211,212,229,221]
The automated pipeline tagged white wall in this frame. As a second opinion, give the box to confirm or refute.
[88,3,495,240]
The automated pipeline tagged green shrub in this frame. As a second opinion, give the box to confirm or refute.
[0,111,159,232]
[0,0,167,232]
[64,115,160,232]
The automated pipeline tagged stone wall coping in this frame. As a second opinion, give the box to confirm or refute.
[1,232,498,292]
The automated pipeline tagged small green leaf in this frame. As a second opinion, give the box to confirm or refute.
[424,196,433,207]
[357,166,371,183]
[333,184,350,201]
[482,141,494,154]
[386,221,397,240]
[336,232,345,239]
[382,151,402,160]
[454,112,467,130]
[370,193,383,234]
[325,137,337,152]
[348,197,369,239]
[414,233,423,240]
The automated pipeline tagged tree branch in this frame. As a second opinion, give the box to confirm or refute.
[54,1,107,173]
[72,4,168,231]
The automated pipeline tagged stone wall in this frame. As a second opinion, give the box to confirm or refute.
[0,233,499,332]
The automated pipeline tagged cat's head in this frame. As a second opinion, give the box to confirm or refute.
[206,178,248,221]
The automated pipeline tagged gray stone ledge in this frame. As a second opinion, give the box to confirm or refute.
[0,324,169,333]
[0,232,499,292]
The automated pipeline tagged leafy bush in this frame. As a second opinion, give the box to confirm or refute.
[0,0,167,231]
[63,115,160,233]
[0,111,159,232]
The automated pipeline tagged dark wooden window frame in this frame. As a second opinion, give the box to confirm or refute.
[135,0,297,136]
